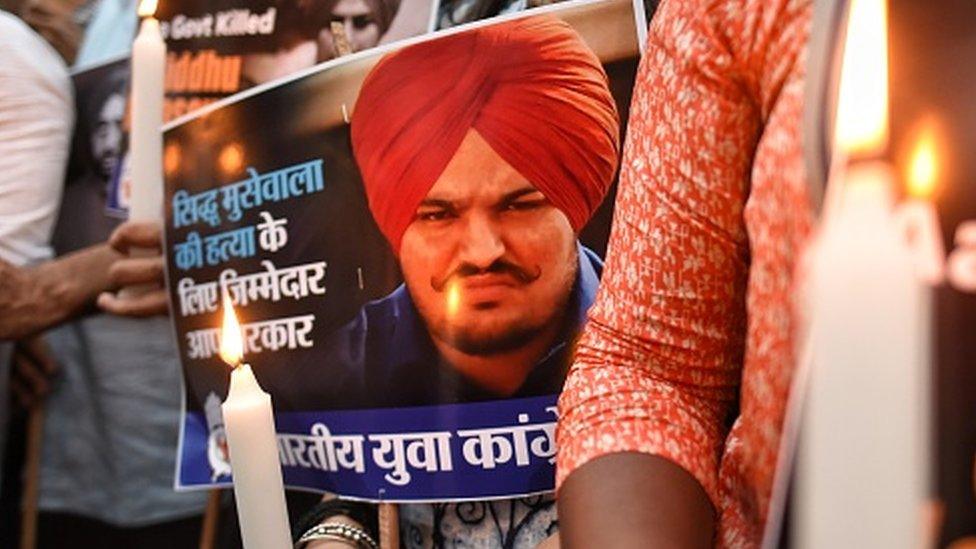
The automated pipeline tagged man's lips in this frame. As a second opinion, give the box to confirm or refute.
[458,273,520,289]
[451,274,524,305]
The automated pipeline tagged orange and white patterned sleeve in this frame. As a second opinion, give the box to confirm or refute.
[556,0,771,507]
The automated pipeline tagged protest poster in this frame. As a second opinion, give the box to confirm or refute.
[165,0,644,502]
[60,57,132,227]
[156,0,438,121]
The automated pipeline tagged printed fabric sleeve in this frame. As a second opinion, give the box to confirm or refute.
[555,0,764,509]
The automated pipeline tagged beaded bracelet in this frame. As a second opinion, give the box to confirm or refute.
[295,522,379,549]
[291,498,378,542]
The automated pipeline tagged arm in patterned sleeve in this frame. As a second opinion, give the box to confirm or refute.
[555,0,779,543]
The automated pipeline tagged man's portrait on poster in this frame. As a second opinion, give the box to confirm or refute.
[270,15,621,411]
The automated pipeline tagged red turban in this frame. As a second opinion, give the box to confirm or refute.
[350,15,620,253]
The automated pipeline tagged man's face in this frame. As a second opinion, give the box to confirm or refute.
[92,93,125,178]
[399,129,579,356]
[241,41,318,86]
[317,0,383,60]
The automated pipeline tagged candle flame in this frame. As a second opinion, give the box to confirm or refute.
[833,0,889,157]
[445,280,461,319]
[219,294,244,368]
[907,130,938,199]
[137,0,158,18]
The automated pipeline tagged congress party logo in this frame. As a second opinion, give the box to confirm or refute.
[204,392,232,480]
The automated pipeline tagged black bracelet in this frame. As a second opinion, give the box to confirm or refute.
[291,498,379,543]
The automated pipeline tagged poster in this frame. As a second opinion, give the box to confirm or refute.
[156,0,438,121]
[166,0,643,501]
[60,57,133,232]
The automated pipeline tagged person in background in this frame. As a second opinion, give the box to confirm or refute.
[0,0,209,545]
[30,204,207,548]
[0,0,155,347]
[0,2,77,488]
[555,0,812,547]
[0,2,160,539]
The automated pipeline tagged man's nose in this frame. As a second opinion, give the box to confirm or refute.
[457,213,505,270]
[343,18,360,46]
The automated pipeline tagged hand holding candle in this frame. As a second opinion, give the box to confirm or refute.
[219,296,292,549]
[116,0,166,300]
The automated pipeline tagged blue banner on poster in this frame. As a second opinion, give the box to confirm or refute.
[179,395,557,501]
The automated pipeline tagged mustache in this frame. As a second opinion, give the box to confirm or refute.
[430,259,542,292]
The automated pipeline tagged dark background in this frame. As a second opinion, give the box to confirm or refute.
[890,0,976,543]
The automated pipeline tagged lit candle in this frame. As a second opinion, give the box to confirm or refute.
[219,296,292,549]
[897,122,946,285]
[129,0,166,221]
[796,0,930,547]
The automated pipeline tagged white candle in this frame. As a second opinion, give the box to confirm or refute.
[897,125,945,286]
[898,199,945,284]
[798,162,928,549]
[222,364,292,549]
[219,297,292,549]
[795,0,930,546]
[128,0,166,221]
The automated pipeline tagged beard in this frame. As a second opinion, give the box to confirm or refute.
[98,157,116,179]
[421,276,576,357]
[408,251,579,358]
[435,316,551,356]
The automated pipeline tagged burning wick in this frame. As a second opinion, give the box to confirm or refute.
[219,293,244,368]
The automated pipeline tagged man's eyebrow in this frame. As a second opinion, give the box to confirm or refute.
[417,198,455,209]
[499,187,545,203]
[418,188,544,209]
